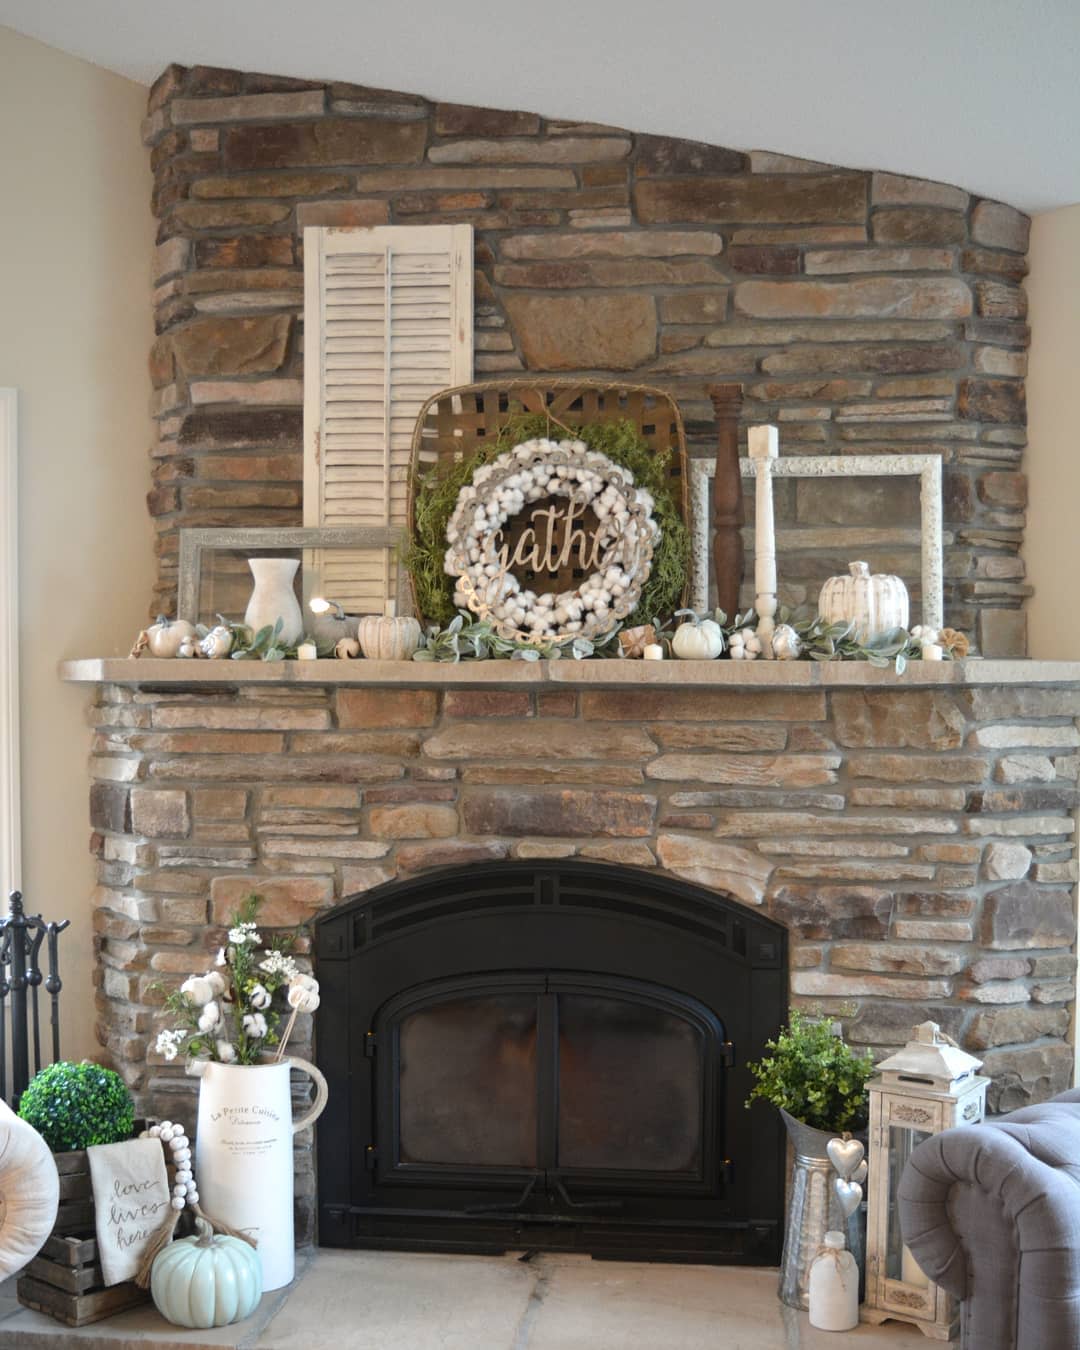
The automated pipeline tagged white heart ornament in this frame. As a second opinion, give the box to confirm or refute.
[834,1178,863,1218]
[826,1136,866,1180]
[851,1160,868,1185]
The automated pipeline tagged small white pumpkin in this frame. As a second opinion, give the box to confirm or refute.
[151,1218,262,1329]
[671,617,725,660]
[818,561,909,643]
[146,617,196,659]
[357,614,422,661]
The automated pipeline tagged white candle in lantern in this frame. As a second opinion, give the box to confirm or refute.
[643,644,664,661]
[296,641,318,661]
[749,424,779,659]
[922,643,944,662]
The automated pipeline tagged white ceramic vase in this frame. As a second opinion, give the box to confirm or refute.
[192,1056,328,1291]
[244,558,304,647]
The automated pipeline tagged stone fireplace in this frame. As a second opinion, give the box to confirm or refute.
[64,658,1080,1252]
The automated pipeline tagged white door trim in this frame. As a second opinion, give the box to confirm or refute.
[0,389,19,895]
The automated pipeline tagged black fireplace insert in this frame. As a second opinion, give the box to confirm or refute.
[315,861,786,1263]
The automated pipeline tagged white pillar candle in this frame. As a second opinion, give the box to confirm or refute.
[922,642,944,662]
[643,644,664,661]
[748,425,779,659]
[901,1243,930,1288]
[296,641,318,661]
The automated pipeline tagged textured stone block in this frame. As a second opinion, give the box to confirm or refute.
[655,834,773,906]
[172,91,325,125]
[983,841,1033,880]
[224,118,426,170]
[871,173,968,210]
[500,231,722,260]
[462,789,655,838]
[131,789,190,838]
[337,689,438,728]
[295,200,390,229]
[173,315,292,378]
[91,783,131,833]
[210,875,333,925]
[424,721,654,760]
[434,104,540,136]
[582,690,825,723]
[792,971,952,1000]
[966,1005,1067,1050]
[192,171,352,198]
[768,885,892,940]
[958,378,1026,424]
[983,1042,1072,1112]
[971,201,1031,253]
[636,135,746,176]
[735,278,972,320]
[980,883,1076,949]
[190,379,302,407]
[503,294,657,371]
[646,753,839,787]
[443,691,532,718]
[804,247,953,275]
[367,805,458,839]
[635,173,866,224]
[847,1001,965,1047]
[871,208,966,244]
[174,201,292,228]
[828,943,966,976]
[396,840,510,872]
[832,692,966,750]
[429,137,630,165]
[195,237,294,269]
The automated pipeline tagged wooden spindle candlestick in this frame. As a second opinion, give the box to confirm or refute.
[706,384,744,618]
[748,425,779,658]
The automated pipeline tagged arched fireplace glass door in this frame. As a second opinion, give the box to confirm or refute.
[315,861,786,1264]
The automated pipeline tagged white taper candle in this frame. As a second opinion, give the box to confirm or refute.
[748,425,779,659]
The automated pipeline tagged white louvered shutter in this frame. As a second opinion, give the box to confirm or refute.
[303,224,473,612]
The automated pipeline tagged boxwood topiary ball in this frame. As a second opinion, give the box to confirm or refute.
[18,1061,135,1152]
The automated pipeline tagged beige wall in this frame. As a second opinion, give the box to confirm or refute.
[0,27,152,1065]
[1025,204,1080,659]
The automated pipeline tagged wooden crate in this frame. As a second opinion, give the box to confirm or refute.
[17,1138,151,1326]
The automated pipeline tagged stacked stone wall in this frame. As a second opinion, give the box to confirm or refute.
[143,64,1032,653]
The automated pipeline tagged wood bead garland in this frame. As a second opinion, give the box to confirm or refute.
[141,1121,199,1211]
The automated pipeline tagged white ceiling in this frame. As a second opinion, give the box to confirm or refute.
[2,0,1078,212]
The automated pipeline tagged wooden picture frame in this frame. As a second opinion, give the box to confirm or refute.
[177,526,410,626]
[690,453,943,628]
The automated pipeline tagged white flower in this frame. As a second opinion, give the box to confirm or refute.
[228,922,262,946]
[249,983,272,1010]
[242,1012,268,1039]
[197,1001,221,1033]
[180,975,216,1007]
[287,974,321,1013]
[259,950,299,980]
[154,1029,185,1061]
[771,624,803,661]
[215,1039,237,1063]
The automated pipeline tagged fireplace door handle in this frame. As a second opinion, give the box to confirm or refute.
[464,1174,539,1215]
[552,1179,623,1212]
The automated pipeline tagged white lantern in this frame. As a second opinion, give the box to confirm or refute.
[862,1021,988,1342]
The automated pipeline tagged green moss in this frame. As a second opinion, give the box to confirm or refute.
[19,1060,135,1152]
[406,412,690,631]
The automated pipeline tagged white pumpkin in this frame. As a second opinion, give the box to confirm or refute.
[151,1218,262,1329]
[671,618,725,660]
[818,561,909,643]
[0,1098,59,1279]
[146,617,196,659]
[357,614,422,661]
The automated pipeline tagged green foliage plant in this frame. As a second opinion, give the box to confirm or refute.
[745,1009,874,1132]
[406,412,690,632]
[19,1061,135,1152]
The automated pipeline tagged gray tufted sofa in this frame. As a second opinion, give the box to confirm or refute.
[898,1087,1080,1350]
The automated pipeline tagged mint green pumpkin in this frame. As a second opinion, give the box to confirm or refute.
[151,1218,262,1329]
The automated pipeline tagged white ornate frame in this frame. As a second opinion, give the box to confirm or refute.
[690,453,943,628]
[0,389,19,894]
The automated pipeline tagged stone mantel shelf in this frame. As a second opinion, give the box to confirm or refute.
[59,657,1080,689]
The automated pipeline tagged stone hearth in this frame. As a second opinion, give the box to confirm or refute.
[63,658,1080,1248]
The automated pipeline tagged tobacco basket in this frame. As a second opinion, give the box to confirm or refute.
[405,378,691,626]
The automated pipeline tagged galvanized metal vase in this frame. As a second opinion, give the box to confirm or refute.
[778,1108,865,1310]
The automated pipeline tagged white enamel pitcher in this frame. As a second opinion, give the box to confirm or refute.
[191,1056,328,1291]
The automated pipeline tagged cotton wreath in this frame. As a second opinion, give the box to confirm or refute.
[442,437,659,642]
